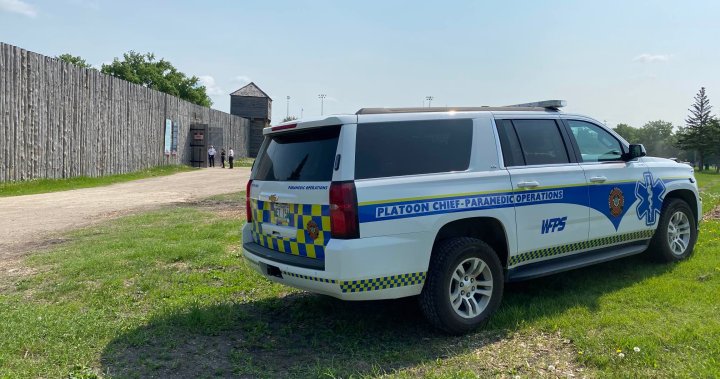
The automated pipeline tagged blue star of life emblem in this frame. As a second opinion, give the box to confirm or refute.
[635,172,666,226]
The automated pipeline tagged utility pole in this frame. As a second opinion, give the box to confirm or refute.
[318,94,327,115]
[425,96,434,107]
[286,96,290,118]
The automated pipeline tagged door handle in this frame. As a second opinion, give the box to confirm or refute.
[590,176,608,183]
[517,181,540,189]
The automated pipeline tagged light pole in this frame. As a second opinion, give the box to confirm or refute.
[286,96,290,118]
[318,94,327,115]
[425,96,434,107]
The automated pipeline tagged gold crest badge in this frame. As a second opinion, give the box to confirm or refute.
[306,220,320,240]
[608,187,624,217]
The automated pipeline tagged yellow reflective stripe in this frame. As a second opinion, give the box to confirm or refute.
[311,204,322,216]
[306,244,316,259]
[290,242,300,255]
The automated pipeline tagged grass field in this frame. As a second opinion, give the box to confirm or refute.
[0,173,719,377]
[234,157,255,168]
[0,165,194,198]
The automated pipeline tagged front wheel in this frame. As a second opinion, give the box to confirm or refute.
[419,238,504,335]
[648,198,697,262]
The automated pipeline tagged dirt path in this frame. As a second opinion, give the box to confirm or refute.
[0,168,250,258]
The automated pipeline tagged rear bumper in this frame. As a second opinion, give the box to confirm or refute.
[241,224,429,301]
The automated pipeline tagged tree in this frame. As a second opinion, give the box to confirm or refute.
[613,123,640,143]
[57,53,92,69]
[636,120,682,158]
[675,87,714,170]
[708,118,720,172]
[101,51,212,107]
[281,116,298,123]
[615,121,685,158]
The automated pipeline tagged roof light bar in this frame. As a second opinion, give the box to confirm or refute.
[505,100,567,109]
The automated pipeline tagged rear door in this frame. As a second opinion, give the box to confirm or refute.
[249,125,340,262]
[495,118,590,267]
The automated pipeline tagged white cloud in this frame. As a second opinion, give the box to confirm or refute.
[198,75,224,96]
[231,75,251,83]
[633,54,670,63]
[0,0,37,17]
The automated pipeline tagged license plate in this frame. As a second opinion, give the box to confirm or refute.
[272,203,291,226]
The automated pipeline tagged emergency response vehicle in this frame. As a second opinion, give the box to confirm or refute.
[242,100,701,334]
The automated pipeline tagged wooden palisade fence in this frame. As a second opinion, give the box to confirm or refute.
[0,42,249,182]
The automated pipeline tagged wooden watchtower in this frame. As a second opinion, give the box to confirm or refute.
[230,82,272,157]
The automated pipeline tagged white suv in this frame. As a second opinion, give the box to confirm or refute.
[242,100,701,334]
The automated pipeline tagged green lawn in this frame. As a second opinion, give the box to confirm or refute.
[234,157,255,168]
[0,165,194,198]
[0,174,719,377]
[696,171,720,213]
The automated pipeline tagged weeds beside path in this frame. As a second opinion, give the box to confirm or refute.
[0,165,193,198]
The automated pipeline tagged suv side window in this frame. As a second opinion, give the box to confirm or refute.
[567,120,623,162]
[496,119,525,167]
[511,119,570,165]
[355,119,473,179]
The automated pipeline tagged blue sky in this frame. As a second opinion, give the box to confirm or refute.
[1,0,719,127]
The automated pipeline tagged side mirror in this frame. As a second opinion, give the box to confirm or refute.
[623,144,647,161]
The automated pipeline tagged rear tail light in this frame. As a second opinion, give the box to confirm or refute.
[246,179,253,222]
[329,181,359,239]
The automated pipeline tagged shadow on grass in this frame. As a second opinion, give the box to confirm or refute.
[100,254,673,378]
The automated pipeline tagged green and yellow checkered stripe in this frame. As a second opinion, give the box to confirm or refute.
[250,199,331,260]
[282,271,337,284]
[339,272,427,293]
[509,229,655,266]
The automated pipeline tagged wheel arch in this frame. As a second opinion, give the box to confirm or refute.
[664,189,699,224]
[432,217,510,268]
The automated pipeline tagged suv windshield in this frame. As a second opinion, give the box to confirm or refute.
[253,126,340,181]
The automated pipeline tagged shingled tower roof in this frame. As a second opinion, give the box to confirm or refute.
[230,82,272,100]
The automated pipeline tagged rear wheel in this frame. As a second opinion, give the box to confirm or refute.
[419,238,504,335]
[648,198,697,262]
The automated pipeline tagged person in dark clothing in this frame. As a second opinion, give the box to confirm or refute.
[229,148,234,169]
[220,148,226,168]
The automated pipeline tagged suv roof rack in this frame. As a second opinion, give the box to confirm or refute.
[356,100,566,115]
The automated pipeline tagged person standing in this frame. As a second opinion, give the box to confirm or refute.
[228,147,235,169]
[208,145,216,167]
[220,148,226,168]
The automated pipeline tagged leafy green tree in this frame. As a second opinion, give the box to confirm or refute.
[281,116,298,123]
[636,120,683,158]
[707,118,720,172]
[615,121,688,159]
[675,87,714,170]
[57,53,92,69]
[613,123,640,143]
[101,51,212,107]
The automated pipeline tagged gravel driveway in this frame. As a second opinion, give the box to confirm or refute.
[0,167,250,259]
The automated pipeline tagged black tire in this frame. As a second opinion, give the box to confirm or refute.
[419,237,504,335]
[648,198,697,262]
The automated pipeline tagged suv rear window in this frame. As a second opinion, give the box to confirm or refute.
[355,119,473,179]
[253,126,340,181]
[510,119,570,166]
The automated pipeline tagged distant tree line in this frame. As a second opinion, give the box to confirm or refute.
[613,87,719,171]
[57,52,212,107]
